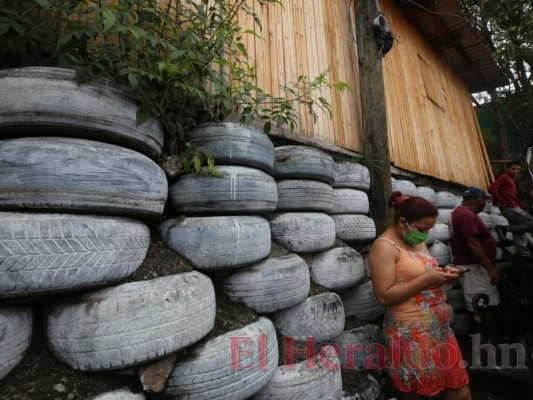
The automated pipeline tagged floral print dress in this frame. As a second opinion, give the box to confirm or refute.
[377,238,469,396]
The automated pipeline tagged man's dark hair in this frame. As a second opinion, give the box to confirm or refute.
[506,160,521,168]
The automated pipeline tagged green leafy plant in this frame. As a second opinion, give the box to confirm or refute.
[0,0,348,173]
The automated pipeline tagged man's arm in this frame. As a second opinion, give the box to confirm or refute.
[488,174,507,206]
[466,235,500,283]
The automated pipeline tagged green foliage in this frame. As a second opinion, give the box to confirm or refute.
[0,0,348,172]
[235,67,350,134]
[350,149,367,164]
[180,142,222,177]
[458,0,532,150]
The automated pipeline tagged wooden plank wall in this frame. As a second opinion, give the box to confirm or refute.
[234,0,363,151]
[150,0,493,188]
[380,0,493,189]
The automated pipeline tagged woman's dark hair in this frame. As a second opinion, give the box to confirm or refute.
[388,191,438,223]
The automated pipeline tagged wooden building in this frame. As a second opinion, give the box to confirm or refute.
[235,0,508,190]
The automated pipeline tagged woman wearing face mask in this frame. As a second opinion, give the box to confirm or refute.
[369,192,471,400]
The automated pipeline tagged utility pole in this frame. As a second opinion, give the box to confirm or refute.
[356,0,393,234]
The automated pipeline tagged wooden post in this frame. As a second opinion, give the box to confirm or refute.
[356,0,392,234]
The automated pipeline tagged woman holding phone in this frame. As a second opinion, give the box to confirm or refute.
[369,192,471,400]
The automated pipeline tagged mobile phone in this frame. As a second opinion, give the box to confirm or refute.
[454,268,470,276]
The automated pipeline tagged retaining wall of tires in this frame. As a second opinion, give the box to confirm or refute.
[2,67,506,399]
[1,67,390,400]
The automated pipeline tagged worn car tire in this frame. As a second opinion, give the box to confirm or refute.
[222,254,310,313]
[393,180,417,197]
[332,214,376,243]
[437,208,453,224]
[87,390,145,400]
[271,146,335,184]
[252,345,342,400]
[269,213,335,253]
[428,240,452,266]
[159,216,271,270]
[0,306,33,381]
[273,293,345,343]
[416,186,436,204]
[189,122,275,172]
[332,324,384,370]
[342,373,382,400]
[428,223,449,244]
[0,213,150,298]
[478,212,494,229]
[169,166,277,215]
[0,137,167,217]
[46,272,216,371]
[435,191,459,208]
[164,317,278,400]
[340,280,385,321]
[276,180,334,212]
[310,247,365,290]
[0,67,163,158]
[331,189,369,215]
[491,214,509,227]
[333,162,370,191]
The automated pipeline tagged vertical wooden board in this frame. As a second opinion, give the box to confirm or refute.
[281,0,300,133]
[312,0,330,142]
[402,5,445,178]
[409,34,440,176]
[385,73,405,165]
[397,22,425,172]
[292,0,310,137]
[443,73,470,183]
[249,0,268,130]
[332,0,361,150]
[382,0,415,172]
[435,56,465,183]
[389,54,411,168]
[342,0,363,151]
[332,0,346,148]
[254,2,272,102]
[303,0,320,139]
[335,0,363,152]
[274,4,287,97]
[234,3,255,117]
[323,0,341,146]
[267,2,281,99]
[281,4,296,88]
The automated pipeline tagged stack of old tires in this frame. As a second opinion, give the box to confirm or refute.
[158,122,284,399]
[0,68,220,384]
[159,133,350,399]
[260,145,345,398]
[488,206,509,260]
[326,162,385,398]
[428,190,456,267]
[330,163,382,320]
[0,69,389,399]
[268,149,386,399]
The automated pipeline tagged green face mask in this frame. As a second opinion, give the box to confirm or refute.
[402,221,428,245]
